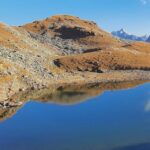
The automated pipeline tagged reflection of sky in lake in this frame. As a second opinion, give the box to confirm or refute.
[0,82,150,150]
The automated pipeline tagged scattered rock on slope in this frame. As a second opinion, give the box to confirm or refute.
[22,15,123,55]
[0,15,150,103]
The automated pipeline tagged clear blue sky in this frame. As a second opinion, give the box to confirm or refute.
[0,0,150,35]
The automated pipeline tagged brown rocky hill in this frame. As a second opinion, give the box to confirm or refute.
[22,15,123,54]
[22,15,150,71]
[0,15,150,105]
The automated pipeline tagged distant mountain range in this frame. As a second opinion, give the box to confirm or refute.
[147,36,150,42]
[112,29,150,42]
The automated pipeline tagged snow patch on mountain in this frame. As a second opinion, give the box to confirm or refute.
[112,29,149,42]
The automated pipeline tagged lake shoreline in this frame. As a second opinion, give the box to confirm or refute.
[1,70,149,104]
[0,71,149,122]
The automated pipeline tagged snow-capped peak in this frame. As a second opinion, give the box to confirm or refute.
[112,29,150,42]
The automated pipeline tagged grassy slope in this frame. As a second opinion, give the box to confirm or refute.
[0,15,150,102]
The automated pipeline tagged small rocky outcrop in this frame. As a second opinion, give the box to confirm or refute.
[53,25,95,39]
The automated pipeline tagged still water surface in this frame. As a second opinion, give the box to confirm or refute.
[0,82,150,150]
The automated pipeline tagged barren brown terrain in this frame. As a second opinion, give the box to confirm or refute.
[0,15,150,107]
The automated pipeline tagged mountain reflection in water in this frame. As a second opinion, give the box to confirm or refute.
[0,80,148,122]
[0,80,150,150]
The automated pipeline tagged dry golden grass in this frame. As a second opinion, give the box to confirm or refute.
[0,15,150,103]
[53,48,150,72]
